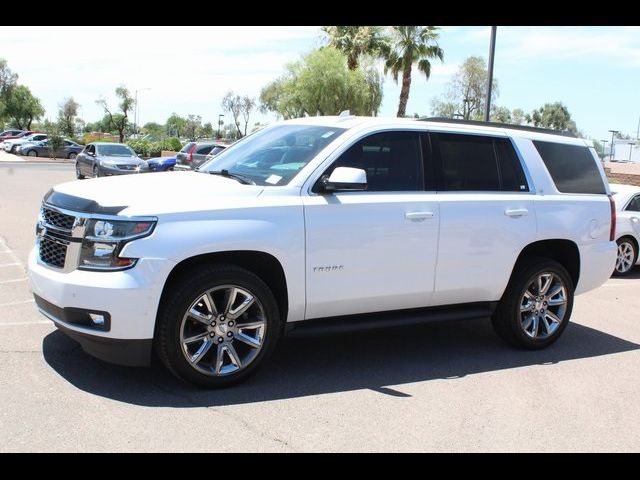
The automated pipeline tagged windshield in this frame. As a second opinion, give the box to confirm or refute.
[97,144,136,157]
[199,124,347,186]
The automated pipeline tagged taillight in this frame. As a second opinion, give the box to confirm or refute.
[188,144,197,163]
[609,195,616,241]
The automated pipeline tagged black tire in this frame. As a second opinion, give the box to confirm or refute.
[613,237,638,277]
[27,150,38,157]
[68,152,77,160]
[492,256,574,350]
[156,264,282,388]
[75,162,85,179]
[93,165,100,178]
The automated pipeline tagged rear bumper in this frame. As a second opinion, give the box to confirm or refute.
[575,241,617,295]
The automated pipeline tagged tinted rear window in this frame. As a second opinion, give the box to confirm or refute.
[196,145,214,154]
[533,141,606,194]
[180,142,195,153]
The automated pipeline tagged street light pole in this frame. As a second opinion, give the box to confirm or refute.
[134,88,151,137]
[484,26,497,122]
[609,130,620,161]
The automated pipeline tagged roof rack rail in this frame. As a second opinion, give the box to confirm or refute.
[418,117,578,138]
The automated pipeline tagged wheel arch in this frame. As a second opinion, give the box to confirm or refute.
[616,234,639,255]
[512,239,580,290]
[158,250,289,327]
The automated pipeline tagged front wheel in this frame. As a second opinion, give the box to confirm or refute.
[75,162,85,179]
[492,257,574,349]
[93,165,100,178]
[613,237,637,276]
[156,264,281,388]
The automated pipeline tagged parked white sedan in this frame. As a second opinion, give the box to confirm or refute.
[611,184,640,275]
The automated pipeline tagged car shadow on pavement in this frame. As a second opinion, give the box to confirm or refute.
[43,319,640,407]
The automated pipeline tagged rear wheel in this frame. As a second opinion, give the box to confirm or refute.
[492,257,574,349]
[156,264,281,388]
[68,152,77,160]
[613,237,637,276]
[27,150,38,157]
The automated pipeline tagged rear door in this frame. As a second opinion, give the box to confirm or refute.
[192,144,215,169]
[429,132,537,306]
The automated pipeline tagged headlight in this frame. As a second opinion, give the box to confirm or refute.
[79,219,156,271]
[101,160,117,167]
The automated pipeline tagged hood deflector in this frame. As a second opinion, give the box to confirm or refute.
[44,189,127,215]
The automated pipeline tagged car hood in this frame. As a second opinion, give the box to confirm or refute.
[98,155,146,164]
[47,171,265,216]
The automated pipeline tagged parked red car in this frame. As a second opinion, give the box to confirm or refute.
[0,130,33,143]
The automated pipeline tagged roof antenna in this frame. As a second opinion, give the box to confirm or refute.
[339,110,350,118]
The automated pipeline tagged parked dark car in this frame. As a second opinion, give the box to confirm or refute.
[17,139,83,159]
[175,141,225,170]
[4,132,46,153]
[146,155,177,172]
[75,142,149,179]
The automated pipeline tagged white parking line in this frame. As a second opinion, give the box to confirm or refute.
[0,262,21,267]
[0,320,51,326]
[0,277,27,284]
[602,282,640,287]
[0,299,35,307]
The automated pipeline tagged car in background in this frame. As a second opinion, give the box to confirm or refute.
[611,184,640,276]
[175,141,221,170]
[146,155,177,172]
[17,139,83,159]
[202,143,228,164]
[75,142,149,179]
[0,129,27,144]
[4,133,47,153]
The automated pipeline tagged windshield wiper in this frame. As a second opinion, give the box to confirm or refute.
[207,169,256,185]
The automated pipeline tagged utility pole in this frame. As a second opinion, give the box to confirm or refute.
[609,130,620,161]
[484,26,497,122]
[134,88,151,136]
[601,140,608,160]
[218,114,225,139]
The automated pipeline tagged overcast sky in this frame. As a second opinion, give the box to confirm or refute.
[1,26,639,142]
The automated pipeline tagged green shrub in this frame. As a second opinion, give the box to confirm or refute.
[162,137,182,152]
[83,133,117,144]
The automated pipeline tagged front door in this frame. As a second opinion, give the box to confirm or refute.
[303,130,440,319]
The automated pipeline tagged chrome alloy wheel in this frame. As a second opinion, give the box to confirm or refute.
[616,241,635,274]
[179,285,266,376]
[519,272,568,340]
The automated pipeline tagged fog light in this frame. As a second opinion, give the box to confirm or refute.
[89,313,105,326]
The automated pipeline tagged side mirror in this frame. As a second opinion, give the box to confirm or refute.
[87,151,95,156]
[320,167,367,193]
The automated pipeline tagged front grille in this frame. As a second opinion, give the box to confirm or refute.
[39,235,69,268]
[117,164,137,170]
[42,207,75,231]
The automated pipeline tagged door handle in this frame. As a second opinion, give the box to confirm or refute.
[405,211,434,220]
[505,208,528,217]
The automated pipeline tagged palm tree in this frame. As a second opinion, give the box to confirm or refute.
[384,26,444,118]
[322,26,390,71]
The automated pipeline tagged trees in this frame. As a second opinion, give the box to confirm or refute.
[166,113,187,138]
[57,97,80,137]
[431,56,497,121]
[527,102,577,133]
[511,108,526,126]
[384,26,443,118]
[185,114,202,141]
[96,86,135,142]
[490,105,512,124]
[222,92,256,138]
[259,47,383,119]
[3,85,44,129]
[322,26,389,70]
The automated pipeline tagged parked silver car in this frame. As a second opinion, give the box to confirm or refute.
[175,141,225,170]
[17,139,83,159]
[75,142,149,179]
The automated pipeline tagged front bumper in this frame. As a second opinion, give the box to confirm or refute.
[28,248,176,366]
[99,164,149,176]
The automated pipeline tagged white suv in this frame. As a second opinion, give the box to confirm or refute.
[28,116,617,387]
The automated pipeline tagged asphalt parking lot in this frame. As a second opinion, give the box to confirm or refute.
[1,159,640,452]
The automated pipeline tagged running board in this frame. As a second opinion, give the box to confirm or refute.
[285,302,497,337]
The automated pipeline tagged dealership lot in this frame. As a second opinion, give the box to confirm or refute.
[1,161,640,452]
